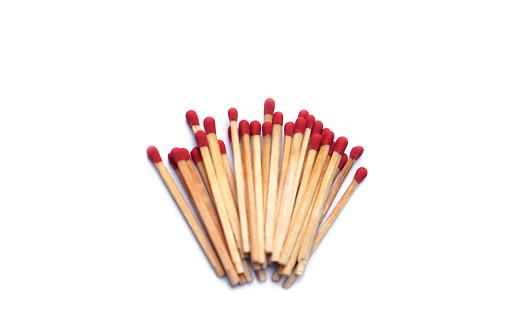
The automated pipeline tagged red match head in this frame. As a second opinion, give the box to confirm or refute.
[305,115,315,130]
[334,137,348,155]
[294,117,307,134]
[195,130,209,147]
[228,126,232,141]
[264,98,275,115]
[311,121,323,136]
[167,152,178,170]
[328,141,336,156]
[147,146,162,163]
[322,131,335,147]
[284,122,294,137]
[239,120,250,136]
[191,147,203,164]
[298,110,309,118]
[338,153,348,169]
[354,167,368,183]
[273,112,283,125]
[203,117,216,134]
[172,147,190,164]
[218,140,227,154]
[186,110,199,127]
[263,122,272,136]
[250,121,261,136]
[228,108,238,122]
[350,146,364,160]
[309,134,322,151]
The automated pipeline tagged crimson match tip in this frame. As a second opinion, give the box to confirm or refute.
[264,98,275,115]
[350,146,364,160]
[338,153,348,169]
[172,148,190,163]
[298,110,309,118]
[354,167,368,183]
[147,146,162,163]
[250,120,261,136]
[203,117,216,134]
[328,141,336,156]
[218,140,227,154]
[284,122,295,137]
[294,117,307,134]
[334,137,348,155]
[239,120,250,137]
[227,126,232,141]
[309,134,322,151]
[305,115,315,130]
[311,120,323,136]
[273,112,283,125]
[262,122,272,136]
[186,110,200,127]
[322,131,335,147]
[195,130,209,147]
[228,108,238,121]
[167,152,178,170]
[180,148,190,161]
[190,147,203,164]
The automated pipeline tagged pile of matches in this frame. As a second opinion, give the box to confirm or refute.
[147,98,367,289]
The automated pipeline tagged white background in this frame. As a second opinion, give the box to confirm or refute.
[1,1,519,331]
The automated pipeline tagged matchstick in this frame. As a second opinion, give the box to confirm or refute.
[147,146,225,278]
[228,108,250,254]
[296,137,349,275]
[271,117,307,262]
[265,112,284,255]
[261,122,272,213]
[275,120,293,211]
[250,121,267,265]
[264,97,275,124]
[193,133,244,274]
[218,140,238,205]
[169,148,240,286]
[186,110,202,133]
[294,114,315,186]
[204,117,243,256]
[190,147,214,204]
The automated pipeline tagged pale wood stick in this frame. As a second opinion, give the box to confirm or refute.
[255,269,267,282]
[272,265,283,282]
[229,111,250,254]
[265,115,283,255]
[147,149,226,279]
[241,260,254,283]
[250,121,266,265]
[282,272,297,289]
[294,115,314,187]
[261,123,272,213]
[172,151,240,286]
[191,148,215,205]
[275,122,294,213]
[219,140,238,206]
[194,133,244,274]
[296,138,348,275]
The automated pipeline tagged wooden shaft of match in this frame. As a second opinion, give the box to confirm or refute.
[251,134,266,265]
[176,160,240,285]
[321,158,355,220]
[154,162,225,278]
[195,161,215,205]
[272,265,283,282]
[264,124,283,254]
[294,128,312,187]
[264,114,273,124]
[207,133,243,255]
[191,124,202,134]
[242,133,260,264]
[230,120,250,254]
[261,133,271,213]
[296,151,343,275]
[222,152,238,206]
[241,259,254,283]
[276,135,293,211]
[271,132,304,261]
[198,146,244,273]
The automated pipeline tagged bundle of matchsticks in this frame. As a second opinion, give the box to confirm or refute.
[147,98,367,289]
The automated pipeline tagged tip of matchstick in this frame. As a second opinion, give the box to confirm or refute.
[284,122,295,137]
[305,115,315,130]
[262,122,272,136]
[228,108,238,121]
[167,152,178,169]
[195,130,209,147]
[350,146,364,160]
[239,120,250,137]
[294,117,307,134]
[186,110,199,127]
[190,147,203,164]
[311,120,323,136]
[339,153,348,169]
[354,167,368,183]
[250,121,261,136]
[298,109,309,118]
[218,140,227,154]
[171,148,190,163]
[328,140,336,157]
[228,126,232,141]
[322,130,334,147]
[203,117,216,134]
[273,112,283,125]
[264,98,275,115]
[334,137,348,155]
[147,146,162,163]
[309,134,322,150]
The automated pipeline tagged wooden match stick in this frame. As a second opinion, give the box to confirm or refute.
[321,146,364,219]
[147,147,225,278]
[204,117,243,256]
[190,147,215,205]
[228,108,250,254]
[186,110,202,133]
[271,117,307,262]
[261,122,272,213]
[264,97,274,124]
[168,148,241,285]
[265,112,285,255]
[294,114,315,186]
[295,137,348,275]
[240,120,263,265]
[275,120,293,211]
[193,133,244,274]
[218,140,238,205]
[250,121,267,265]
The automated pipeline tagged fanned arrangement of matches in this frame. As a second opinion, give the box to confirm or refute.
[147,98,367,289]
